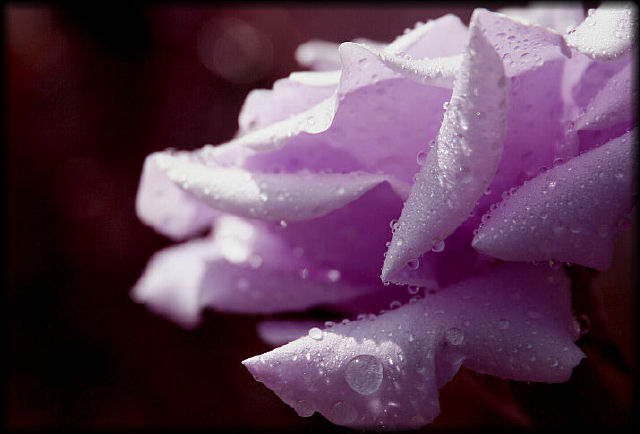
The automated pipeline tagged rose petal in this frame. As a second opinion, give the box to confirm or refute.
[472,129,636,270]
[135,153,218,240]
[257,320,325,347]
[150,151,394,222]
[133,215,389,327]
[574,60,635,132]
[131,234,216,328]
[565,3,638,61]
[384,14,468,58]
[381,9,509,283]
[499,3,584,33]
[238,74,337,135]
[478,9,571,77]
[243,263,584,430]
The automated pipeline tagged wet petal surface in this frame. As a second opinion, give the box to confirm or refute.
[243,263,584,430]
[382,9,509,282]
[473,130,637,270]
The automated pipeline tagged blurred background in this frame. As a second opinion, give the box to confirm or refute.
[4,3,635,433]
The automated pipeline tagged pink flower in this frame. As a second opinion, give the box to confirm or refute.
[133,4,636,430]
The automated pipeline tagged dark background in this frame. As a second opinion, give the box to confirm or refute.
[4,3,635,433]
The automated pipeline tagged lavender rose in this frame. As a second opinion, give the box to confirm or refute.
[133,4,636,431]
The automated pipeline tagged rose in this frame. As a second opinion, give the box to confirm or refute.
[133,3,636,431]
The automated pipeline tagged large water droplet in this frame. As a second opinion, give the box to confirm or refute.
[344,354,384,395]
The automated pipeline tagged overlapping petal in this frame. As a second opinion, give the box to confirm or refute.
[382,9,510,282]
[136,153,219,240]
[243,263,584,430]
[565,3,637,61]
[132,215,392,327]
[472,129,636,270]
[499,3,584,33]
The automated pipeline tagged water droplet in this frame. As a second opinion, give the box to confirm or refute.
[308,327,323,340]
[407,258,420,270]
[343,354,384,395]
[548,260,562,269]
[416,150,428,166]
[327,269,341,282]
[549,358,559,368]
[389,300,402,310]
[336,186,346,195]
[299,268,309,279]
[577,314,591,335]
[294,399,315,417]
[279,219,288,228]
[389,219,399,231]
[444,327,464,346]
[324,321,335,328]
[327,400,358,424]
[259,192,269,202]
[431,239,445,252]
[407,285,420,295]
[498,319,511,330]
[484,187,492,196]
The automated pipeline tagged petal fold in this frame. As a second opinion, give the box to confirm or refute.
[243,263,584,430]
[565,3,638,61]
[382,9,509,282]
[472,129,637,270]
[133,215,388,327]
[151,151,393,222]
[135,154,217,240]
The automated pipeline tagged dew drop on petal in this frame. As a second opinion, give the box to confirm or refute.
[344,355,384,395]
[294,399,315,417]
[577,314,591,335]
[431,240,445,252]
[327,401,358,425]
[416,150,428,166]
[407,258,420,270]
[308,327,323,340]
[327,269,341,282]
[389,300,402,310]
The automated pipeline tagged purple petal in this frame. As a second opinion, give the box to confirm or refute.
[133,215,391,325]
[238,74,337,135]
[565,3,638,61]
[385,14,468,58]
[574,60,634,132]
[149,151,394,222]
[135,153,217,240]
[499,4,584,33]
[472,129,636,270]
[257,320,324,347]
[243,263,584,430]
[381,9,509,283]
